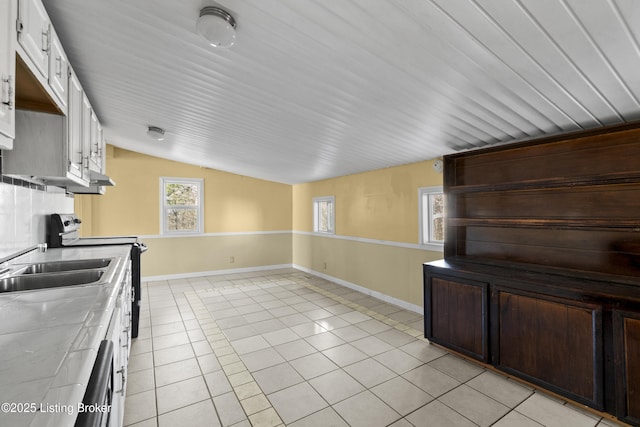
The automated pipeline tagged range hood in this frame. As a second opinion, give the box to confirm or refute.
[4,110,116,194]
[88,170,115,187]
[66,171,115,195]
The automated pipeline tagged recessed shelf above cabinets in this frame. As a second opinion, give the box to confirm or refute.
[15,55,61,114]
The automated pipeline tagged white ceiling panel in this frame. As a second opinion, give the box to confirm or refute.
[41,0,640,184]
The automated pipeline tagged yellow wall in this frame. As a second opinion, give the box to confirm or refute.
[77,146,291,236]
[292,233,440,307]
[293,160,442,243]
[75,146,292,277]
[76,149,443,308]
[141,233,291,277]
[292,160,444,307]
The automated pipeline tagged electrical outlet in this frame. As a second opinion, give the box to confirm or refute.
[230,256,235,264]
[323,262,327,270]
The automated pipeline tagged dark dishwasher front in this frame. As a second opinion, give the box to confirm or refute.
[74,340,114,427]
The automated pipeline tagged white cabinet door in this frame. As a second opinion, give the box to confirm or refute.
[97,121,104,172]
[48,28,67,110]
[17,0,49,80]
[0,0,16,147]
[89,110,102,172]
[106,299,125,427]
[67,70,84,180]
[111,267,132,427]
[81,94,92,181]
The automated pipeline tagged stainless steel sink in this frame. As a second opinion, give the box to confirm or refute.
[0,270,105,293]
[18,258,112,274]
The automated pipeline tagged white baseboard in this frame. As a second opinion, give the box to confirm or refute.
[293,264,423,315]
[142,264,293,282]
[143,263,423,315]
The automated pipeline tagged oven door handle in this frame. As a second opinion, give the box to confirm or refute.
[74,340,113,427]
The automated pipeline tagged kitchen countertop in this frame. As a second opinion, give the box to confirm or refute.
[0,246,132,427]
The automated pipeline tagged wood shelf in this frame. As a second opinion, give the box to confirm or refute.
[443,121,640,278]
[446,171,640,194]
[15,54,62,115]
[428,121,640,424]
[448,217,640,231]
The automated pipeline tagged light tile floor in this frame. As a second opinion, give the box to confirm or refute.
[123,268,627,427]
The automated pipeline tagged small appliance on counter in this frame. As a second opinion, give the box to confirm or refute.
[48,213,147,338]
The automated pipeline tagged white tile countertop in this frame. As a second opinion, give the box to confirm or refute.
[0,246,132,427]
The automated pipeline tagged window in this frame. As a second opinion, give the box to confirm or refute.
[419,186,445,245]
[160,177,204,234]
[313,196,335,234]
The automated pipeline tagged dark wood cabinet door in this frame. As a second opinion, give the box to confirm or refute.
[493,288,603,409]
[425,275,488,362]
[614,310,640,425]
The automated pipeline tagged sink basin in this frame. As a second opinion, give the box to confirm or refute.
[0,270,105,293]
[19,258,112,274]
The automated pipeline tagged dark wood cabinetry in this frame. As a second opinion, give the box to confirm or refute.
[425,276,488,362]
[443,123,640,278]
[614,311,640,425]
[424,122,640,424]
[493,288,603,409]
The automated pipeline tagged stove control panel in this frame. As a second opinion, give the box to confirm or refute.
[52,213,81,234]
[49,213,82,248]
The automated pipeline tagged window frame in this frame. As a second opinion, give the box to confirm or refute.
[160,177,204,235]
[419,186,445,248]
[312,195,335,235]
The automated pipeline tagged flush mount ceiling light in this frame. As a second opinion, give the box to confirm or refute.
[197,6,237,48]
[147,126,166,141]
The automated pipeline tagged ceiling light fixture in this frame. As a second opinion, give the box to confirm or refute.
[197,6,237,48]
[147,126,166,141]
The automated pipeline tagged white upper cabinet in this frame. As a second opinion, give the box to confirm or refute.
[81,93,92,180]
[0,0,17,148]
[47,27,67,109]
[17,0,50,81]
[67,69,85,182]
[89,110,103,172]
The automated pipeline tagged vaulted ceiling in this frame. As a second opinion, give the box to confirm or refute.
[44,0,640,184]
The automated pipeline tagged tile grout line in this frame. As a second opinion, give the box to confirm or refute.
[191,274,426,342]
[141,272,621,427]
[287,281,616,426]
[191,276,510,426]
[175,289,226,427]
[184,289,285,427]
[180,274,431,426]
[142,286,161,427]
[299,281,426,340]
